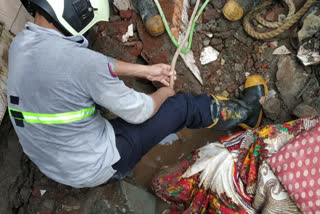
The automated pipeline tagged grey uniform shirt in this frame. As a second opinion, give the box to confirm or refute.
[7,22,154,188]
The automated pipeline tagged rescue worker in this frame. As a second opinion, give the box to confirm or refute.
[8,0,268,188]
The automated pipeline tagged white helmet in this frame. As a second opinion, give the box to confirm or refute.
[21,0,110,36]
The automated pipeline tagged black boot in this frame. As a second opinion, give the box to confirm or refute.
[208,75,268,131]
[132,0,164,37]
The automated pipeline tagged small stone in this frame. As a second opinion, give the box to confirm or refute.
[213,30,234,39]
[221,58,225,65]
[276,56,309,110]
[234,28,253,44]
[293,103,319,118]
[269,41,278,49]
[109,15,121,22]
[234,63,243,72]
[227,84,237,93]
[203,8,218,23]
[203,39,210,46]
[265,5,286,22]
[216,69,222,75]
[210,0,227,9]
[210,38,223,46]
[220,90,229,98]
[120,10,132,19]
[262,95,281,120]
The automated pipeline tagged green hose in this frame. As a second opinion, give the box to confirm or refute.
[153,0,210,54]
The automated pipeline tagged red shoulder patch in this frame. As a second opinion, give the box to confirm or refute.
[108,63,117,78]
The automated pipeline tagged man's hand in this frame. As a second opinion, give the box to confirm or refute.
[114,60,176,86]
[145,64,177,87]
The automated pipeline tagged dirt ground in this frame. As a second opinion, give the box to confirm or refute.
[0,0,319,213]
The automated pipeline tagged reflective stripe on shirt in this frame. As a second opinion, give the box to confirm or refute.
[8,106,95,124]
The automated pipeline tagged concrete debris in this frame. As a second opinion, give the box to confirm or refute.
[276,56,309,110]
[113,0,133,11]
[159,133,179,145]
[298,8,320,43]
[200,46,219,65]
[297,37,320,66]
[180,51,203,85]
[262,90,281,121]
[120,181,157,214]
[122,24,134,42]
[269,41,278,49]
[40,190,46,197]
[293,103,320,118]
[272,45,291,55]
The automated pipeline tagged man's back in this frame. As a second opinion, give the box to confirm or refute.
[7,22,120,188]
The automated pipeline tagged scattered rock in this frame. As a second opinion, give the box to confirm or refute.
[119,10,133,20]
[210,0,227,10]
[264,5,286,22]
[113,0,132,11]
[200,47,220,65]
[262,90,282,121]
[203,39,210,46]
[298,7,320,43]
[203,8,218,23]
[234,28,253,44]
[120,181,156,214]
[234,63,244,72]
[293,103,319,118]
[272,45,291,55]
[276,56,309,110]
[210,38,223,46]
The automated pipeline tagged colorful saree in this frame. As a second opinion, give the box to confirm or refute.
[152,117,320,214]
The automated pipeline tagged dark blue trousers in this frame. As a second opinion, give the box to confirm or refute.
[109,94,215,180]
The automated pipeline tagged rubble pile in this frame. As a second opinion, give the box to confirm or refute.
[92,0,320,124]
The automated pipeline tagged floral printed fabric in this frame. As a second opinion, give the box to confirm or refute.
[152,117,320,214]
[267,122,320,213]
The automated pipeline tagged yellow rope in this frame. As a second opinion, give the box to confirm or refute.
[244,0,317,40]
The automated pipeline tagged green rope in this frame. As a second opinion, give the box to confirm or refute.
[153,0,210,54]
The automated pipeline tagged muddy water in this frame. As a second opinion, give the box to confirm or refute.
[133,128,227,188]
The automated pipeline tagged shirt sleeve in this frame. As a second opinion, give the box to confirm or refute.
[84,53,154,124]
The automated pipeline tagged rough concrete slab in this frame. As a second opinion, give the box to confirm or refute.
[10,6,33,35]
[0,26,13,125]
[120,181,156,214]
[0,0,21,30]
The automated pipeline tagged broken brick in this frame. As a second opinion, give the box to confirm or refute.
[128,41,143,56]
[120,10,133,20]
[265,5,286,22]
[255,62,261,69]
[150,50,170,64]
[203,8,217,23]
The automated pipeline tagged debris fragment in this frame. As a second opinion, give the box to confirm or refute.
[272,45,291,55]
[113,0,132,11]
[40,190,46,196]
[200,46,219,65]
[293,103,319,118]
[298,9,320,43]
[159,133,179,145]
[297,37,320,66]
[0,27,12,125]
[269,41,278,49]
[122,24,134,42]
[180,51,203,85]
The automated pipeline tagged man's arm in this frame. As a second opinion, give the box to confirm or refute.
[114,60,176,87]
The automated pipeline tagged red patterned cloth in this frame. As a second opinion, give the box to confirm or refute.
[267,122,320,213]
